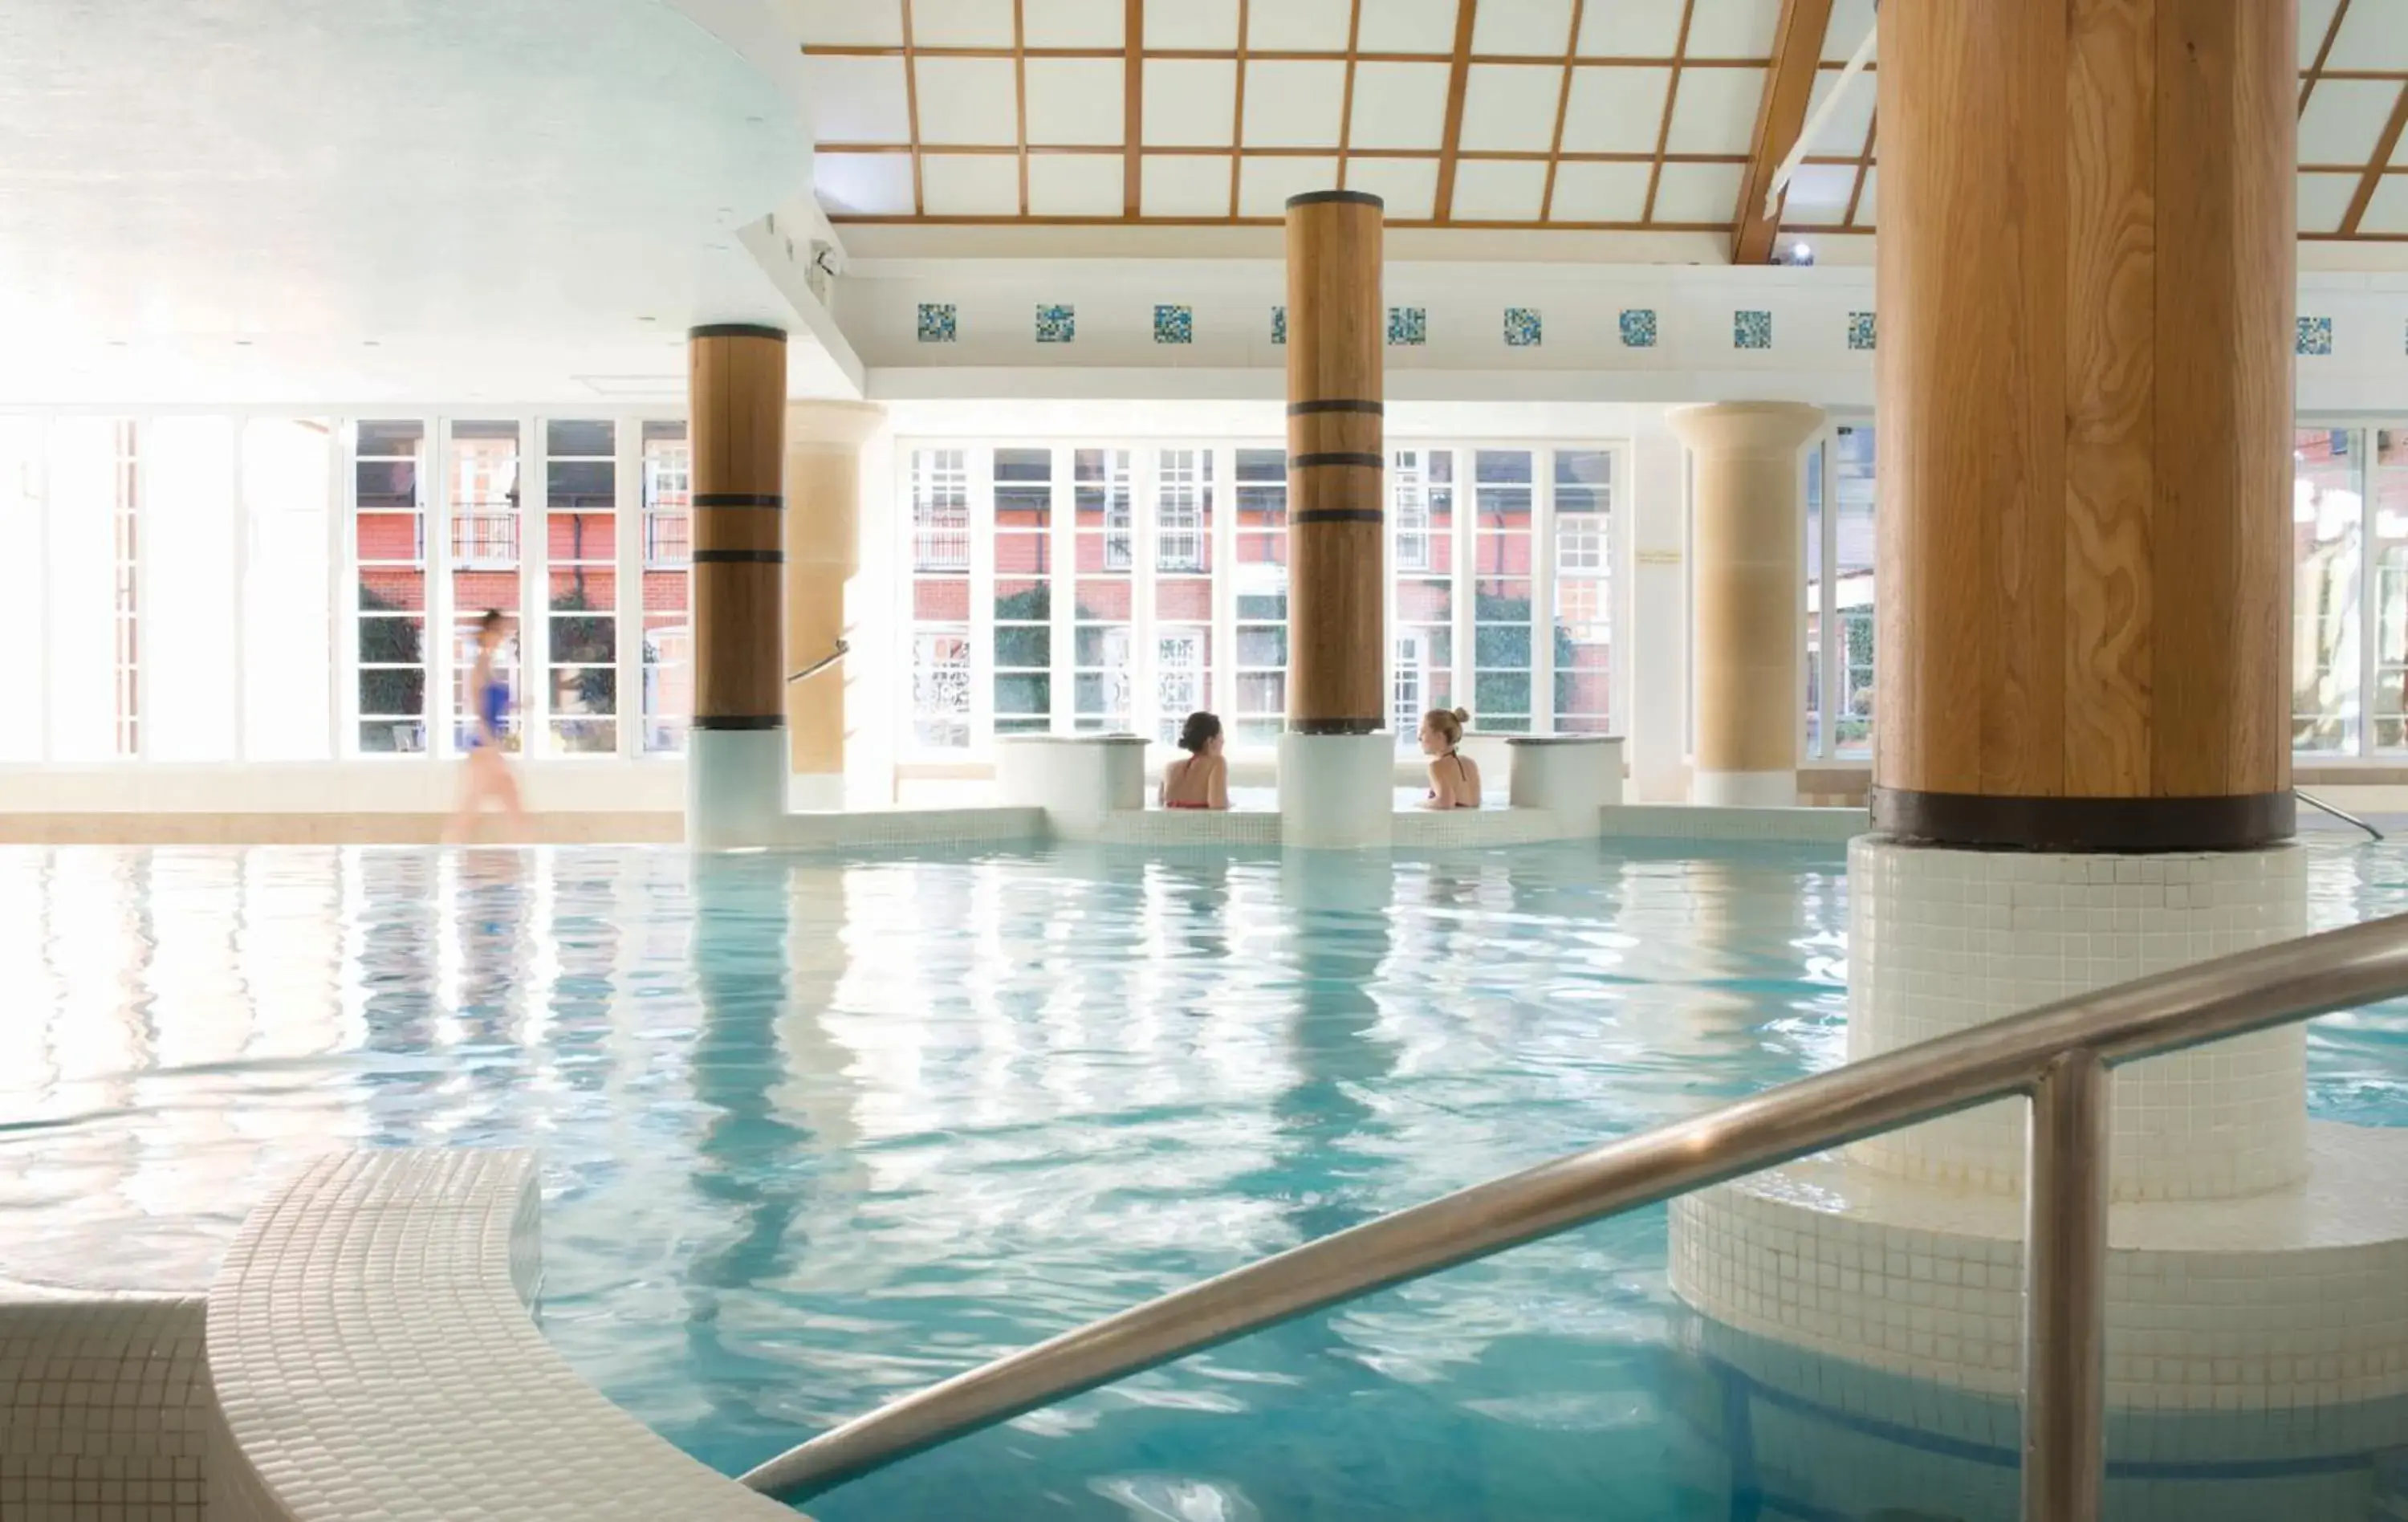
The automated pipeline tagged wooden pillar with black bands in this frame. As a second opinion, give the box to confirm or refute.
[687,324,789,735]
[1872,0,2293,852]
[1284,189,1386,735]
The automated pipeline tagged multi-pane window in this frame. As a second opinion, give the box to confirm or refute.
[0,421,41,762]
[1231,447,1289,747]
[1392,449,1456,741]
[242,420,333,760]
[911,449,973,747]
[1152,449,1214,743]
[112,422,140,756]
[2295,427,2362,752]
[1804,437,1824,758]
[1471,449,1536,734]
[992,448,1052,736]
[546,421,616,754]
[641,421,692,753]
[354,420,429,754]
[2376,427,2408,751]
[1831,425,1876,755]
[449,421,522,752]
[146,418,238,762]
[1551,450,1613,734]
[1074,449,1135,733]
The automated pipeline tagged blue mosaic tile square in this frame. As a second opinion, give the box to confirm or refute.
[1153,303,1194,344]
[2297,315,2333,356]
[917,303,957,344]
[1503,307,1542,348]
[1387,306,1426,347]
[1846,311,1877,352]
[1618,308,1658,348]
[1734,309,1774,350]
[1035,303,1076,344]
[1271,306,1286,346]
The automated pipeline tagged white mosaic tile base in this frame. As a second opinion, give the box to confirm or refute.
[1687,1319,2406,1522]
[0,1293,209,1522]
[771,804,1046,852]
[1670,1120,2408,1410]
[205,1150,799,1522]
[1849,838,2308,1200]
[1597,804,1868,845]
[1050,807,1602,848]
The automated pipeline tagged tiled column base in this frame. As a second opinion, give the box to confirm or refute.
[1849,837,2308,1201]
[688,727,788,849]
[1278,732,1394,848]
[205,1150,798,1522]
[1670,1120,2408,1410]
[0,1292,209,1521]
[1675,1316,2408,1522]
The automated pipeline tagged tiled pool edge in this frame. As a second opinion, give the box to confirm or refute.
[0,1292,210,1520]
[205,1150,795,1522]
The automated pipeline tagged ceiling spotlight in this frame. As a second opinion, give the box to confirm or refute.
[363,339,381,348]
[637,315,656,323]
[234,339,253,347]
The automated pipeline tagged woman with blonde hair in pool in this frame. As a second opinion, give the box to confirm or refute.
[1418,706,1481,809]
[1159,711,1229,810]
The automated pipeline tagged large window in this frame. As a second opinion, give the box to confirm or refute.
[355,420,429,754]
[641,421,692,753]
[546,421,617,755]
[1151,449,1215,745]
[448,421,522,753]
[910,448,974,747]
[1471,450,1537,734]
[901,440,1617,756]
[992,448,1052,737]
[1391,449,1456,739]
[1801,421,1877,759]
[1074,449,1134,733]
[242,420,333,760]
[0,421,42,762]
[1231,448,1289,747]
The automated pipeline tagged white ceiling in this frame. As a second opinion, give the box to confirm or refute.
[0,0,849,401]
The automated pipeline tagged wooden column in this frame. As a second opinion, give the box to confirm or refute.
[783,401,882,798]
[1873,0,2295,851]
[688,324,789,736]
[1284,190,1385,735]
[1672,402,1825,804]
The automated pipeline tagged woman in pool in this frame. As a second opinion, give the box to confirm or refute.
[1159,711,1229,810]
[444,609,528,842]
[1418,706,1482,809]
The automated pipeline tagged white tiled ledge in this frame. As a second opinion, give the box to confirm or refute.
[0,1292,209,1521]
[1670,1121,2408,1410]
[1049,805,1602,847]
[205,1150,796,1522]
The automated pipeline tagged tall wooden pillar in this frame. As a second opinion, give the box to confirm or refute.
[1284,190,1385,735]
[1873,0,2294,850]
[687,324,788,844]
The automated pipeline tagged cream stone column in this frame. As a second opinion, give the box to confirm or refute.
[783,401,882,812]
[1667,402,1823,807]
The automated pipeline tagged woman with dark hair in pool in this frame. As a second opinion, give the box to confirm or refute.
[1159,711,1228,811]
[444,609,528,842]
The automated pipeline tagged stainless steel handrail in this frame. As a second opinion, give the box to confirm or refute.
[2297,787,2385,841]
[787,639,849,685]
[742,912,2408,1520]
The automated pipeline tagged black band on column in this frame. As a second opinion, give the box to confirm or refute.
[691,549,785,564]
[694,493,783,508]
[692,715,787,731]
[1869,787,2296,853]
[1290,717,1384,735]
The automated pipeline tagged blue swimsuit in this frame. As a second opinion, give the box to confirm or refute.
[474,676,508,747]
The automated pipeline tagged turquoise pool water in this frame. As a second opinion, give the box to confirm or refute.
[3,840,2405,1519]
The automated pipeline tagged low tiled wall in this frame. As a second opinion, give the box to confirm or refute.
[205,1150,795,1522]
[0,1291,210,1522]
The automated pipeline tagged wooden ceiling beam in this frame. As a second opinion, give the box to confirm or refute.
[1431,0,1479,222]
[1123,0,1143,216]
[2300,0,2353,114]
[1729,0,1836,264]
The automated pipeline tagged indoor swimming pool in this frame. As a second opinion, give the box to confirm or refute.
[3,839,2406,1519]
